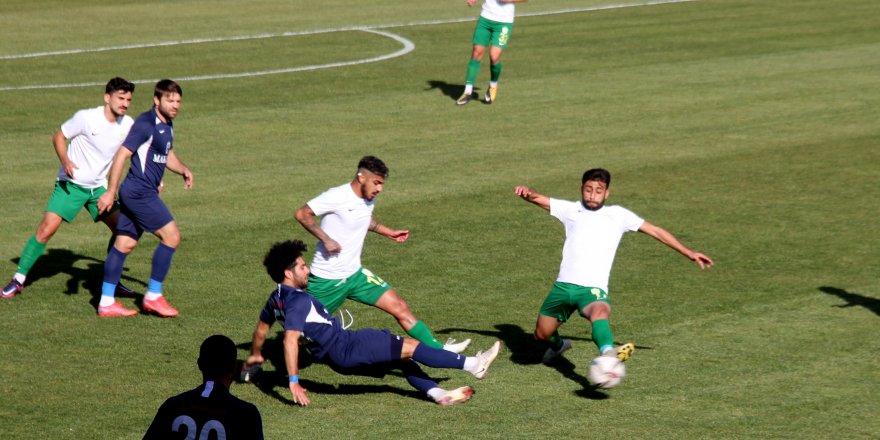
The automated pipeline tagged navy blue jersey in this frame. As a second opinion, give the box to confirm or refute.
[259,285,346,359]
[121,107,173,197]
[143,381,263,440]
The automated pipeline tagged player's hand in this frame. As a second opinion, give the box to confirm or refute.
[690,252,714,269]
[467,0,477,6]
[387,229,410,243]
[181,168,193,189]
[62,160,79,178]
[96,191,115,214]
[158,180,165,193]
[322,238,342,254]
[514,185,533,199]
[290,383,310,406]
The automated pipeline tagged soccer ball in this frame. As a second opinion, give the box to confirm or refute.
[588,355,626,389]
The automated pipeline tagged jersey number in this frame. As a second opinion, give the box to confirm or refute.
[361,268,386,287]
[590,288,607,301]
[172,415,227,440]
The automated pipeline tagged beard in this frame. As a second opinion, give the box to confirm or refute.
[581,200,605,211]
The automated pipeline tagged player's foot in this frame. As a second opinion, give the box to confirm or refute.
[614,343,635,362]
[484,86,497,104]
[470,340,501,379]
[98,301,138,317]
[1,279,23,298]
[434,386,473,406]
[456,92,474,106]
[542,338,573,364]
[443,338,472,354]
[115,282,137,296]
[240,363,262,383]
[143,296,179,317]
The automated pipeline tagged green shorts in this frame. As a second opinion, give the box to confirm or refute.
[307,267,392,313]
[45,180,118,223]
[538,282,610,323]
[472,17,514,49]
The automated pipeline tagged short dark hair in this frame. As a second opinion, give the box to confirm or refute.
[263,240,308,283]
[105,77,134,95]
[197,335,237,379]
[154,79,182,99]
[358,156,389,177]
[582,168,611,187]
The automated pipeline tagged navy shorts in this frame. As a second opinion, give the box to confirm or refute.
[117,191,174,239]
[324,328,403,377]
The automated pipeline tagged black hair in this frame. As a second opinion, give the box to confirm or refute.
[197,335,237,379]
[154,79,182,99]
[263,240,308,283]
[358,155,389,177]
[105,77,134,95]
[582,168,611,187]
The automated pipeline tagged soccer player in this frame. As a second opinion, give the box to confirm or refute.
[95,79,194,317]
[243,240,501,406]
[144,334,264,439]
[294,156,470,353]
[456,0,529,106]
[514,168,714,365]
[2,78,137,299]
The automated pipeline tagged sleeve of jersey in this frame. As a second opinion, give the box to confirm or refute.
[548,198,570,222]
[620,207,645,231]
[121,119,152,153]
[281,295,309,331]
[59,110,87,139]
[257,297,277,325]
[306,188,339,217]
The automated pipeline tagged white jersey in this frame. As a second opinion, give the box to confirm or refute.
[306,183,376,279]
[481,0,516,24]
[57,106,134,189]
[549,199,644,292]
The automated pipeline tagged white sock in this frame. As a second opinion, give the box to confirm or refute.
[99,295,115,307]
[463,357,477,373]
[464,84,473,94]
[426,387,445,400]
[13,273,26,284]
[145,291,163,301]
[489,81,498,88]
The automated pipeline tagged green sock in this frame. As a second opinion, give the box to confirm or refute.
[490,62,502,82]
[465,58,481,87]
[547,331,564,351]
[17,235,46,276]
[591,319,614,354]
[406,320,443,349]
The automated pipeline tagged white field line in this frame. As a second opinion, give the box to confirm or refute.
[0,0,693,91]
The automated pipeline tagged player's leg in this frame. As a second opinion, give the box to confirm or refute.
[485,21,512,104]
[92,192,135,296]
[459,18,493,105]
[535,282,577,363]
[4,182,82,298]
[579,288,633,361]
[142,220,181,317]
[402,337,501,380]
[98,232,139,316]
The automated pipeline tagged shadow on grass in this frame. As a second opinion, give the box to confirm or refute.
[9,249,142,308]
[425,80,479,102]
[235,332,429,406]
[819,286,880,316]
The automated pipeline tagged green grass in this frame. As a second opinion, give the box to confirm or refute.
[1,0,879,438]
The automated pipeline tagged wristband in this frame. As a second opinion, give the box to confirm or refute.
[288,374,299,384]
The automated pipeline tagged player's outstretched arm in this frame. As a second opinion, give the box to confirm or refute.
[295,205,341,253]
[166,150,193,189]
[514,185,551,211]
[638,221,714,269]
[97,147,134,213]
[369,218,409,243]
[283,330,309,406]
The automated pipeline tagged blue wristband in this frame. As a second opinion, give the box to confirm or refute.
[288,374,299,384]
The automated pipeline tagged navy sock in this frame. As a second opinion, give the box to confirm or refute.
[412,344,466,370]
[150,243,176,284]
[401,362,437,394]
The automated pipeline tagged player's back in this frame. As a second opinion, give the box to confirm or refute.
[144,381,263,440]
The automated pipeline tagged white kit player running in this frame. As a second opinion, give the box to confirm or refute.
[295,156,471,353]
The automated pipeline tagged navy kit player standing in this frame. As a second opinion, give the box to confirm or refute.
[243,240,501,406]
[96,79,194,317]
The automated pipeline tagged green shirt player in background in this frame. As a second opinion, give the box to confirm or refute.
[457,0,529,106]
[295,156,471,353]
[514,168,714,366]
[3,78,136,299]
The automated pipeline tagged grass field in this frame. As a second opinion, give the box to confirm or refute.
[1,0,878,438]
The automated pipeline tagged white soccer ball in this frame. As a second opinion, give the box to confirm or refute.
[588,355,626,389]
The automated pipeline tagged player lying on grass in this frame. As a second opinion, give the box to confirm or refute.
[515,168,714,365]
[243,240,501,406]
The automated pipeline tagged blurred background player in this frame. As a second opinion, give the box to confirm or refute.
[295,156,470,353]
[96,79,194,317]
[244,240,501,406]
[514,168,714,364]
[144,334,263,439]
[3,78,137,299]
[456,0,529,105]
